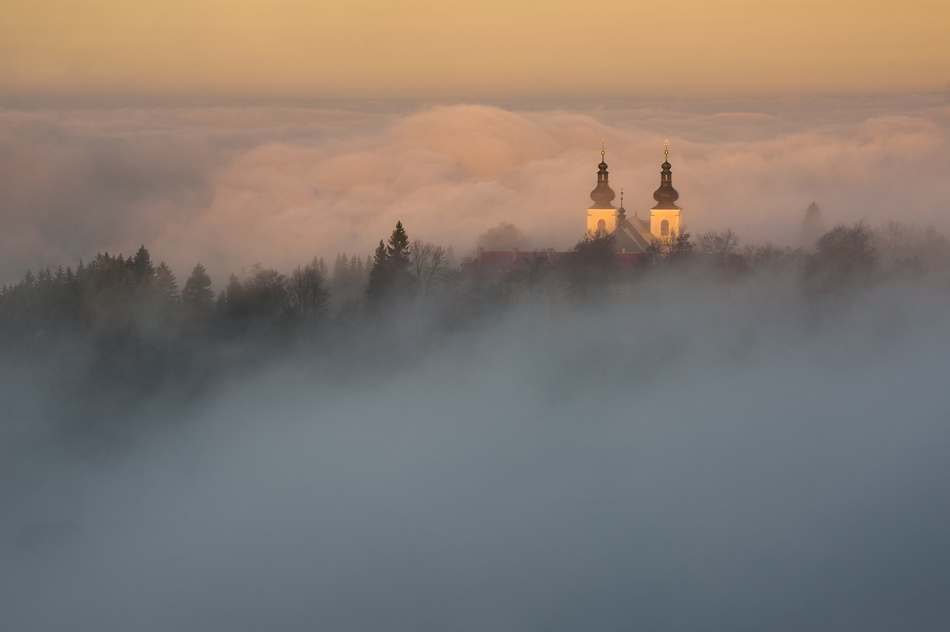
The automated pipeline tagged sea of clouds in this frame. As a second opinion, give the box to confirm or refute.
[2,282,950,631]
[1,93,949,285]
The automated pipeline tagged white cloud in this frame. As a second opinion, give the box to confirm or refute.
[1,95,948,285]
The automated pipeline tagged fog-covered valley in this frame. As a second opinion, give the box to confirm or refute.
[3,274,950,631]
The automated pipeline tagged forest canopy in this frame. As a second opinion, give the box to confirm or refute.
[2,220,949,362]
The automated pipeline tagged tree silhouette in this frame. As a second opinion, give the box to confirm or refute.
[366,221,416,307]
[366,240,390,304]
[410,239,446,310]
[288,258,329,337]
[803,222,878,294]
[154,262,179,304]
[131,245,155,282]
[567,231,617,295]
[387,221,414,299]
[182,263,215,318]
[477,221,525,251]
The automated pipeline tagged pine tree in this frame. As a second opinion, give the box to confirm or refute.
[386,221,415,299]
[349,254,365,292]
[366,222,416,306]
[131,245,155,282]
[365,240,390,302]
[332,253,350,293]
[387,221,411,268]
[154,262,179,305]
[219,273,247,323]
[182,263,215,317]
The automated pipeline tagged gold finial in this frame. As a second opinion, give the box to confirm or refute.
[664,138,669,158]
[601,139,605,159]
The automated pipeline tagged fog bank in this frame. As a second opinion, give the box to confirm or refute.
[3,282,950,631]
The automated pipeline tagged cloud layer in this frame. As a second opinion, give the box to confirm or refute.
[3,284,950,630]
[2,94,949,285]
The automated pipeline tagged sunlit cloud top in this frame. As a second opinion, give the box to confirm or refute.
[3,0,949,101]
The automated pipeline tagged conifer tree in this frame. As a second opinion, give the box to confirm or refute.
[365,240,390,302]
[131,245,155,281]
[366,222,415,306]
[386,221,414,298]
[387,221,411,268]
[332,253,350,293]
[154,262,179,305]
[222,273,245,315]
[349,254,366,292]
[182,263,215,317]
[214,290,228,314]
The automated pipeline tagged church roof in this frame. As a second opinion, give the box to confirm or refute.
[652,143,681,210]
[652,160,681,210]
[611,212,653,253]
[589,149,616,209]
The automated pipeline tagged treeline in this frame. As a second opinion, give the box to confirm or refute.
[0,221,458,352]
[2,219,949,354]
[692,221,950,293]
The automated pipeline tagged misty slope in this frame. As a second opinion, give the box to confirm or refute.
[2,283,950,631]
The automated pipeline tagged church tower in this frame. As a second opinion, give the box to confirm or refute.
[650,140,683,240]
[586,142,617,235]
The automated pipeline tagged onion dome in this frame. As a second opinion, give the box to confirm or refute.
[652,143,681,209]
[616,189,627,224]
[589,146,616,209]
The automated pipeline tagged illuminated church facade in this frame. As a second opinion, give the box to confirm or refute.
[462,142,686,271]
[586,143,683,253]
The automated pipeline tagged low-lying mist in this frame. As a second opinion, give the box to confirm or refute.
[3,273,950,631]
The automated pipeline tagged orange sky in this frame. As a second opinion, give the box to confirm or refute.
[3,0,949,100]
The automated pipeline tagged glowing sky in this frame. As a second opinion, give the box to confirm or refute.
[3,0,949,100]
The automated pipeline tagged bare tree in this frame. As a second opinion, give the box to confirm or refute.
[646,226,694,264]
[516,251,554,308]
[287,257,329,338]
[871,221,937,271]
[644,235,664,265]
[410,239,446,310]
[667,226,694,260]
[741,242,805,273]
[696,228,740,259]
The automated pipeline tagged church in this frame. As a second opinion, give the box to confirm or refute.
[586,142,683,253]
[462,142,685,271]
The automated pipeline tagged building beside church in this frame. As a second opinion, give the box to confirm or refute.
[460,142,686,272]
[586,144,683,253]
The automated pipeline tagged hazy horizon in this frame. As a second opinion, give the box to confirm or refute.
[2,92,949,286]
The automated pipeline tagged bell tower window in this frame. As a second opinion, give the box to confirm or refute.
[597,218,607,233]
[661,219,670,236]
